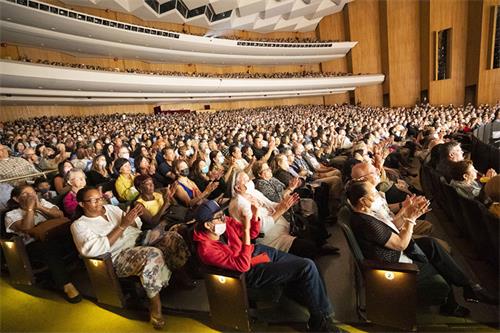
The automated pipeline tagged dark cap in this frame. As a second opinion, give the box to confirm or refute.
[194,200,223,223]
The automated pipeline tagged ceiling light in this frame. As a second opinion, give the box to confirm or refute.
[51,27,56,30]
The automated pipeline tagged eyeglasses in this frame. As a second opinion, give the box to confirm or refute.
[82,197,104,204]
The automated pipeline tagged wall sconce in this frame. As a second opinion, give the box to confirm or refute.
[384,271,395,280]
[4,241,14,249]
[217,276,226,284]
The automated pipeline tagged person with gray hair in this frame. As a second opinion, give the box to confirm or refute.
[229,170,337,258]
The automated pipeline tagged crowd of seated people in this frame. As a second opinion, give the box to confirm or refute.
[215,35,338,44]
[1,102,498,330]
[10,57,359,79]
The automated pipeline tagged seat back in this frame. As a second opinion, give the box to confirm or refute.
[482,207,499,268]
[440,180,467,234]
[338,206,364,265]
[204,269,250,332]
[0,236,35,285]
[456,193,493,258]
[420,163,434,200]
[82,254,126,308]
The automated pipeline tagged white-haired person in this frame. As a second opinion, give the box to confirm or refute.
[229,171,338,259]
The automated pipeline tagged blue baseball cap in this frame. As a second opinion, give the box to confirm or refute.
[194,200,223,223]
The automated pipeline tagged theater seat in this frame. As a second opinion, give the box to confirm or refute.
[0,217,70,286]
[82,253,128,308]
[339,206,419,331]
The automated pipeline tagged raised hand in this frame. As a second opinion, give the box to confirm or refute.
[288,177,301,191]
[250,202,259,221]
[121,204,143,228]
[205,181,219,194]
[280,192,300,211]
[486,168,497,178]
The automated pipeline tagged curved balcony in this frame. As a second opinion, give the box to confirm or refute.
[0,0,356,65]
[0,60,384,104]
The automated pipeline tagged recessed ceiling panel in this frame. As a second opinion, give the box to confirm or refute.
[59,0,352,32]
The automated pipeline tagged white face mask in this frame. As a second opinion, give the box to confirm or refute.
[97,160,107,168]
[370,196,385,212]
[121,153,130,159]
[217,156,225,164]
[214,222,226,236]
[246,180,255,192]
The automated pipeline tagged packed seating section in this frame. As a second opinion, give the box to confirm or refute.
[1,102,499,331]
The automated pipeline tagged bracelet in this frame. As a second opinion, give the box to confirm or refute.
[27,208,34,212]
[118,225,126,231]
[404,218,416,225]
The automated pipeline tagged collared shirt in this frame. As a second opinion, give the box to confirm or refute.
[71,205,142,261]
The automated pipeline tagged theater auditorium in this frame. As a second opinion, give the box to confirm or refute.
[0,0,499,332]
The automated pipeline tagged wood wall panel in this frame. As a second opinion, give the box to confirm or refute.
[420,0,430,92]
[428,0,468,105]
[477,0,500,104]
[466,0,483,88]
[159,96,325,112]
[317,12,349,105]
[345,0,383,106]
[383,0,421,106]
[0,104,154,122]
[0,96,324,122]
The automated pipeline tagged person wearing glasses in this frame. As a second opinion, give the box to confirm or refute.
[71,187,189,329]
[193,200,341,333]
[346,181,498,316]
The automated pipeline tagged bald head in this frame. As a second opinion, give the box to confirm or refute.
[351,162,380,186]
[0,144,9,159]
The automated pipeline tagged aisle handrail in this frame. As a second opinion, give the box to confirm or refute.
[0,169,57,184]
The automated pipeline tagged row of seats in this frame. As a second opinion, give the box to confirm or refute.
[470,135,500,173]
[420,162,498,268]
[0,197,303,332]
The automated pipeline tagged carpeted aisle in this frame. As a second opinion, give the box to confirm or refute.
[0,277,217,333]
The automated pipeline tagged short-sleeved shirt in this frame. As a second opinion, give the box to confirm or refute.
[136,192,164,217]
[5,199,57,244]
[350,211,401,263]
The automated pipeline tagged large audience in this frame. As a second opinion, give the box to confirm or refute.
[1,102,499,331]
[10,57,359,79]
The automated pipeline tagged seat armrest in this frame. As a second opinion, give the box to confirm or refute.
[362,259,419,273]
[28,217,70,241]
[204,265,245,279]
[84,253,112,261]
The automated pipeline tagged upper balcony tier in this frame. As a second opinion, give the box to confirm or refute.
[0,0,356,65]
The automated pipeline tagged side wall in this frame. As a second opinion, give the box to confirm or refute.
[427,0,468,105]
[477,0,500,104]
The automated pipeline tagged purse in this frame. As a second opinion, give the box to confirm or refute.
[164,204,190,225]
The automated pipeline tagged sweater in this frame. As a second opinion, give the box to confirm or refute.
[192,215,260,272]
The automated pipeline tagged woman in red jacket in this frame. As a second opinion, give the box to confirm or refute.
[192,200,340,333]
